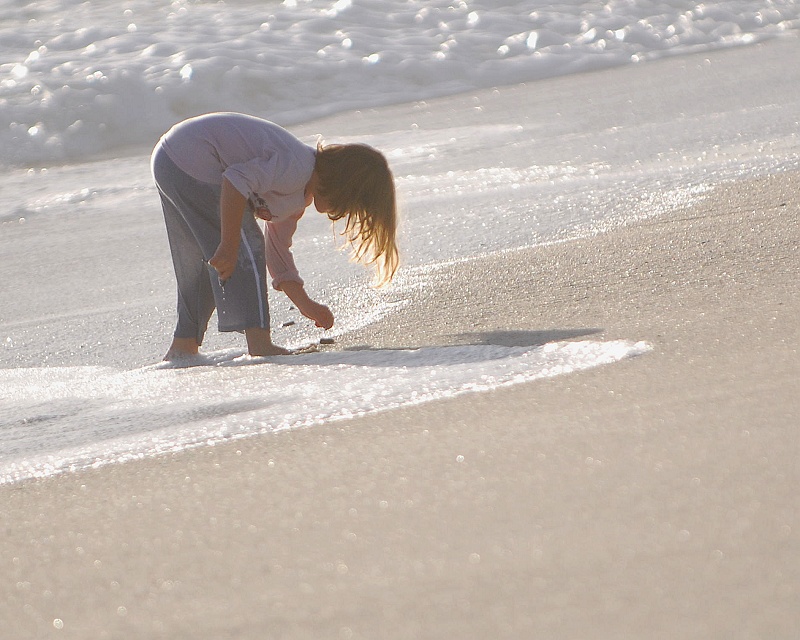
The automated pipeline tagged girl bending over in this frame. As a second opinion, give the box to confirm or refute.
[151,112,398,359]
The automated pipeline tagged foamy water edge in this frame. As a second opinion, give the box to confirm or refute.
[0,339,651,484]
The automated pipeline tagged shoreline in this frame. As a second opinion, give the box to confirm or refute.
[3,34,800,639]
[2,166,797,638]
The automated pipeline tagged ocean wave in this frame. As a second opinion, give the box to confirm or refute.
[1,0,798,167]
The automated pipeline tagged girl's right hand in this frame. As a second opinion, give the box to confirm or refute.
[278,281,335,330]
[301,301,334,330]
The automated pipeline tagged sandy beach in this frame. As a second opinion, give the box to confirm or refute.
[3,44,799,639]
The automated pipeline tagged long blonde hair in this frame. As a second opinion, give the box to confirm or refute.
[315,142,399,286]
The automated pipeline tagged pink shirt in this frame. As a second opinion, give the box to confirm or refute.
[159,112,316,289]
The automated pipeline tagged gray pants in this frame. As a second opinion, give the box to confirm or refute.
[151,144,270,344]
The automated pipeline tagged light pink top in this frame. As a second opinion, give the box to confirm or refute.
[159,112,316,289]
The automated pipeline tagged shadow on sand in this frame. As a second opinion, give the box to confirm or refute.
[448,328,603,348]
[157,328,605,369]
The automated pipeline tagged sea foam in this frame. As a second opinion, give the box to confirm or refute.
[0,339,651,484]
[1,0,798,166]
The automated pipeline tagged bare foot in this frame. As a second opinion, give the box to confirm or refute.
[250,344,292,357]
[163,337,200,361]
[245,327,290,357]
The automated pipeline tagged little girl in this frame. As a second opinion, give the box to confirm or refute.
[151,112,398,359]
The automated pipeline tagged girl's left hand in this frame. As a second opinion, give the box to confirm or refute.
[254,206,272,221]
[209,242,239,282]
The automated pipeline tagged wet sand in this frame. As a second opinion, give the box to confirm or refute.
[3,167,797,639]
[2,49,799,640]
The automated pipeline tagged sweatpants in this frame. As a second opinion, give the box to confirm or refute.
[151,144,270,344]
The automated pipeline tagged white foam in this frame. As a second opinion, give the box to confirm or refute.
[0,340,650,484]
[1,1,798,487]
[1,0,797,166]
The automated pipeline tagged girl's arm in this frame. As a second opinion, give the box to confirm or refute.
[265,214,334,330]
[279,281,334,330]
[209,178,247,281]
[265,213,303,287]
